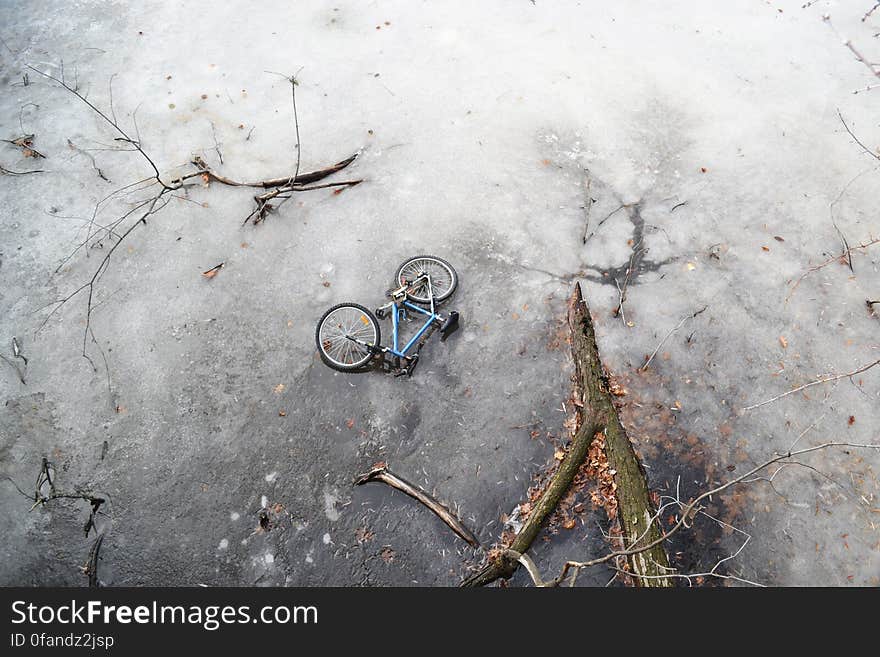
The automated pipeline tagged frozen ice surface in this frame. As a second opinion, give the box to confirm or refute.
[0,1,878,586]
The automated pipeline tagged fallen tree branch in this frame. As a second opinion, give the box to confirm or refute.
[354,463,480,548]
[185,153,359,189]
[462,282,671,587]
[541,440,880,586]
[742,358,880,412]
[29,64,362,378]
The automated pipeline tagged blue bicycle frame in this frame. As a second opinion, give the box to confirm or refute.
[389,301,438,357]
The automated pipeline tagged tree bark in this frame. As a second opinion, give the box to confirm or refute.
[461,282,671,587]
[568,282,671,586]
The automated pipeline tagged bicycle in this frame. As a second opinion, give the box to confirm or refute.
[315,255,460,375]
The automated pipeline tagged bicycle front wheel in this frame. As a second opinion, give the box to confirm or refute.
[395,255,458,304]
[315,303,381,371]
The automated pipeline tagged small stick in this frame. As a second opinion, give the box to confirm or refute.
[67,138,110,182]
[670,200,687,213]
[85,533,104,588]
[832,222,854,272]
[640,305,708,371]
[612,237,643,323]
[0,353,25,385]
[3,134,47,159]
[742,358,880,412]
[12,337,27,366]
[838,110,879,161]
[580,171,593,244]
[202,262,225,279]
[355,463,480,548]
[209,121,223,165]
[0,163,44,175]
[584,203,630,244]
[787,236,880,300]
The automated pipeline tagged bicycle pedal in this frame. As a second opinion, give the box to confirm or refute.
[440,311,460,341]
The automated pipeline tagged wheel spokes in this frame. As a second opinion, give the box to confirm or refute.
[320,307,376,366]
[401,258,451,300]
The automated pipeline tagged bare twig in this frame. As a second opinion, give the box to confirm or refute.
[0,163,44,175]
[27,65,164,181]
[742,358,880,412]
[787,236,880,300]
[838,110,879,161]
[355,463,480,548]
[640,305,708,371]
[12,336,27,366]
[209,121,223,165]
[832,221,853,272]
[580,170,593,244]
[5,459,107,536]
[584,203,628,244]
[67,138,110,182]
[0,353,26,384]
[612,237,643,323]
[31,65,362,376]
[543,441,880,586]
[3,134,47,159]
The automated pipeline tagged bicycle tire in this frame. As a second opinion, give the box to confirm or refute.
[395,255,458,304]
[315,303,381,371]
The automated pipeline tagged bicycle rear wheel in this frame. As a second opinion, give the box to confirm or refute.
[315,303,381,371]
[395,255,458,304]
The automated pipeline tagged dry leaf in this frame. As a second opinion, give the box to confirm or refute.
[779,336,788,349]
[609,383,628,396]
